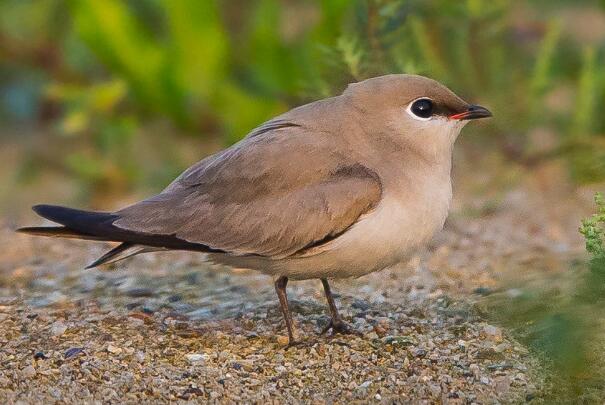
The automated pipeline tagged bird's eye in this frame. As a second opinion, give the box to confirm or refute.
[410,98,434,119]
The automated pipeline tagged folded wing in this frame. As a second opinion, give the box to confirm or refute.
[114,126,382,258]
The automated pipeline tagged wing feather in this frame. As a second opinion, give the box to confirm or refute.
[113,123,382,258]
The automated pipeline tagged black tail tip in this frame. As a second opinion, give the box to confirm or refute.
[32,204,57,217]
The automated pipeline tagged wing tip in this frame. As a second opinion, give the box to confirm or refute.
[32,204,56,217]
[16,226,63,236]
[85,242,135,269]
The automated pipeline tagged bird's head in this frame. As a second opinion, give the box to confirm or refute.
[344,74,491,162]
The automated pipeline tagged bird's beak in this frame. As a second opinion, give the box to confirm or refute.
[449,104,492,121]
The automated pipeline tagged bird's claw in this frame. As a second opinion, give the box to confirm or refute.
[320,319,360,336]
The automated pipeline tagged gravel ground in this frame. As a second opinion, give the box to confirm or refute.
[0,158,595,403]
[0,255,541,404]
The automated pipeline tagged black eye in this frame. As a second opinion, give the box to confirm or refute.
[410,98,433,119]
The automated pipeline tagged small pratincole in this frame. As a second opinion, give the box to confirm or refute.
[19,74,491,346]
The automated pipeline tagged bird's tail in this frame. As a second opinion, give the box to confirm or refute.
[18,204,210,268]
[18,204,118,237]
[17,205,149,268]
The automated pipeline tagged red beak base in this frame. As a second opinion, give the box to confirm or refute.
[450,104,492,120]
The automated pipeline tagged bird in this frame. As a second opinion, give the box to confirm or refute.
[18,74,491,346]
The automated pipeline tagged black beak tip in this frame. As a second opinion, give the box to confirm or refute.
[466,104,492,120]
[449,104,492,121]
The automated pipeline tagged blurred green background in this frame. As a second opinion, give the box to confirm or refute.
[2,0,605,400]
[1,0,604,207]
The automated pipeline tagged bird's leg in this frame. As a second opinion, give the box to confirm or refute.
[274,276,298,346]
[320,278,355,335]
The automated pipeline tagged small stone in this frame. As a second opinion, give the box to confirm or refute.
[30,291,66,307]
[167,294,183,302]
[494,343,509,353]
[383,335,417,347]
[374,393,381,400]
[476,348,505,360]
[33,352,47,360]
[480,376,490,384]
[185,353,207,364]
[429,383,441,396]
[483,324,503,342]
[22,365,36,378]
[107,345,123,355]
[494,376,511,394]
[413,348,427,358]
[126,288,154,298]
[64,347,85,359]
[50,321,67,337]
[469,364,480,378]
[128,317,145,328]
[373,318,391,336]
[135,351,146,363]
[352,299,370,311]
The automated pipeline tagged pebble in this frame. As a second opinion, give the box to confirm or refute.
[429,383,441,396]
[483,324,503,342]
[494,376,511,394]
[21,365,36,378]
[50,321,67,336]
[373,317,391,336]
[185,353,207,364]
[359,380,372,389]
[107,345,123,355]
[276,335,289,346]
[413,348,427,358]
[383,335,417,347]
[126,288,154,298]
[64,347,85,358]
[469,364,480,379]
[352,299,370,311]
[135,351,146,363]
[33,352,47,360]
[127,316,145,328]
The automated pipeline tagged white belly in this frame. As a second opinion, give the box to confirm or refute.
[209,180,452,280]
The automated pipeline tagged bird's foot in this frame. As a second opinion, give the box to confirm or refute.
[320,319,360,336]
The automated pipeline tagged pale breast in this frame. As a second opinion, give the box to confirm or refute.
[207,175,453,280]
[226,174,453,280]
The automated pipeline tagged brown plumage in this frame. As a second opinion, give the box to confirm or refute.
[18,74,491,345]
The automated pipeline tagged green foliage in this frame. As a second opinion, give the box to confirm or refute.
[580,192,605,259]
[1,0,604,192]
[70,0,284,135]
[483,193,605,401]
[529,20,562,103]
[567,48,605,183]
